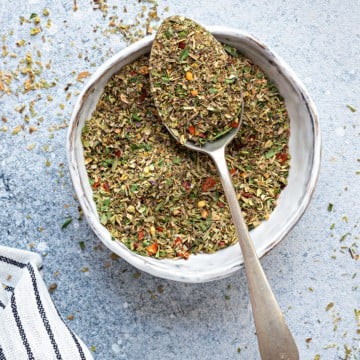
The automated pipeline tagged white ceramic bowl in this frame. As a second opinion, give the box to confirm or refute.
[67,27,320,283]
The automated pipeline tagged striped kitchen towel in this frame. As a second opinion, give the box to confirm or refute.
[0,245,93,360]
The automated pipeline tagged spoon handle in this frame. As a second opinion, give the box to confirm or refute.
[210,147,299,360]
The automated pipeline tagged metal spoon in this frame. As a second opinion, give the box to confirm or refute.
[150,16,299,360]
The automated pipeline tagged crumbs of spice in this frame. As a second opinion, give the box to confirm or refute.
[48,283,57,293]
[346,104,356,112]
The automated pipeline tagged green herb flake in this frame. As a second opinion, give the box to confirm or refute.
[326,302,334,311]
[172,157,182,165]
[327,203,334,212]
[224,44,238,57]
[100,213,108,225]
[79,241,86,250]
[355,309,360,324]
[61,218,72,229]
[340,232,350,242]
[164,28,173,39]
[346,104,356,112]
[224,75,237,84]
[179,47,189,62]
[265,147,281,159]
[132,112,141,121]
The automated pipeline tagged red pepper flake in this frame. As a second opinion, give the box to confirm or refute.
[139,88,147,102]
[156,226,164,232]
[230,168,237,175]
[146,242,158,256]
[241,191,253,198]
[93,180,100,189]
[276,151,288,163]
[217,201,225,208]
[174,237,182,247]
[188,125,196,135]
[102,181,110,192]
[178,41,186,49]
[202,177,217,192]
[114,150,121,158]
[138,230,145,241]
[182,181,192,191]
[230,121,239,128]
[183,251,190,260]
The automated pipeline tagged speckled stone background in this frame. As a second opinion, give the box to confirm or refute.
[0,1,359,359]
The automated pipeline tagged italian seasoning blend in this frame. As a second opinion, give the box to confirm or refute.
[149,16,242,145]
[82,48,290,259]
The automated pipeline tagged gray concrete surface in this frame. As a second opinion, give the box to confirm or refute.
[0,0,359,359]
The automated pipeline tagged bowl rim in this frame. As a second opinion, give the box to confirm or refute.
[67,26,321,283]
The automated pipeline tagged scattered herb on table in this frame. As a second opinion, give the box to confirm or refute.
[48,283,57,293]
[346,104,356,112]
[81,46,290,259]
[61,217,72,229]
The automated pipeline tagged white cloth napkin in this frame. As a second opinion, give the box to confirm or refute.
[0,245,93,360]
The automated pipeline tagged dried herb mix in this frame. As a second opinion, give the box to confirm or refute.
[150,16,242,145]
[82,47,290,260]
